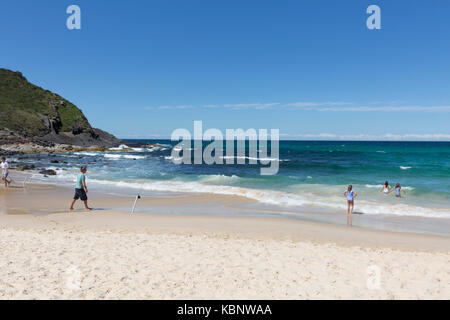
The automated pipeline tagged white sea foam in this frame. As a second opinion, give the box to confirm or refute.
[148,146,168,152]
[73,152,98,156]
[103,154,146,160]
[364,184,414,190]
[123,155,146,160]
[365,184,384,189]
[37,167,448,219]
[220,156,287,162]
[164,156,182,161]
[400,166,412,170]
[199,174,241,184]
[104,154,122,159]
[109,144,130,151]
[78,179,450,218]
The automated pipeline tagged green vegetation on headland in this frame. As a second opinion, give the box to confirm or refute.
[0,68,121,147]
[0,68,91,136]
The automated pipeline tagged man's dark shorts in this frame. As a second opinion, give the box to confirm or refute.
[74,188,88,201]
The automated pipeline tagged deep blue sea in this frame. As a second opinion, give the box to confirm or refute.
[17,140,450,219]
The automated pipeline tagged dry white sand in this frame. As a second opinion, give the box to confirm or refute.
[0,180,449,299]
[0,222,449,300]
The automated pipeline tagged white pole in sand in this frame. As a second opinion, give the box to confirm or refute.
[131,193,141,213]
[131,186,143,213]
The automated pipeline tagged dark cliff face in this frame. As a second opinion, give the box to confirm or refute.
[0,68,122,147]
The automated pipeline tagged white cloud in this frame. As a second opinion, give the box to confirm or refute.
[284,102,352,108]
[146,105,193,110]
[319,105,450,112]
[281,133,338,139]
[204,103,280,109]
[202,102,450,112]
[145,101,450,113]
[204,102,351,109]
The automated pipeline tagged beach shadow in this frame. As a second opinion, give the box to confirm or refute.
[353,211,364,215]
[70,208,109,212]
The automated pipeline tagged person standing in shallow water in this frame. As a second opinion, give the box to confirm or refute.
[344,185,357,227]
[70,166,92,211]
[394,183,405,198]
[380,181,391,194]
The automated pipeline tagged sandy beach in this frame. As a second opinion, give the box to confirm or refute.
[0,174,449,300]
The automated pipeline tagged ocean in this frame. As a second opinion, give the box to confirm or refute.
[14,140,450,220]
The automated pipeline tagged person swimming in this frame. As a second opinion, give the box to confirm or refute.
[344,185,357,227]
[380,181,391,194]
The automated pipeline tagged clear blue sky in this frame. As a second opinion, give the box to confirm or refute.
[1,0,450,140]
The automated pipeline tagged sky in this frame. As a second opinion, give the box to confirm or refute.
[1,0,450,140]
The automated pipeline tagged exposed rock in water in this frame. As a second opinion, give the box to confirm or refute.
[39,169,57,176]
[17,164,36,171]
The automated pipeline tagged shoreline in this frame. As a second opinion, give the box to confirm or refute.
[1,176,449,251]
[3,169,450,237]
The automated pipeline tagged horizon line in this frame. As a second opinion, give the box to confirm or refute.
[120,138,450,142]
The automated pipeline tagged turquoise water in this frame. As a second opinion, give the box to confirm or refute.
[23,140,450,219]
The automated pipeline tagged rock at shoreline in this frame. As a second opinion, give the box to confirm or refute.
[0,143,116,154]
[17,164,35,171]
[39,169,57,176]
[0,147,23,157]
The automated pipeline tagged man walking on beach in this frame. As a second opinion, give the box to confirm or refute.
[1,157,11,188]
[70,166,92,211]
